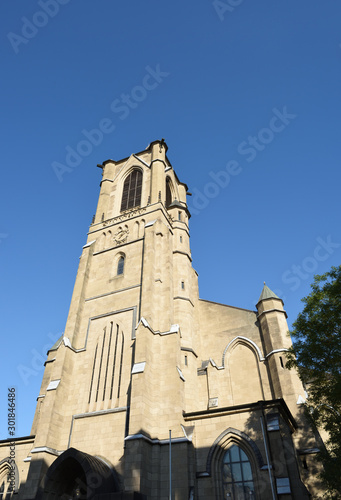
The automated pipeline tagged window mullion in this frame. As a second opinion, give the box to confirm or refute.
[128,172,133,209]
[133,170,138,207]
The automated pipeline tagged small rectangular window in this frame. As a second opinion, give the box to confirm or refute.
[178,211,181,221]
[180,236,183,243]
[267,413,280,431]
[276,477,291,494]
[279,356,284,368]
[184,355,188,366]
[181,281,185,290]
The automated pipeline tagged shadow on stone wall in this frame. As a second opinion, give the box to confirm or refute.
[13,408,324,500]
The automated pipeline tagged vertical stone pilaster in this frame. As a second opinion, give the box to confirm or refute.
[94,162,115,223]
[150,141,167,204]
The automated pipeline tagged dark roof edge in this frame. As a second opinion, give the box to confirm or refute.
[184,398,297,430]
[199,298,257,314]
[0,435,35,444]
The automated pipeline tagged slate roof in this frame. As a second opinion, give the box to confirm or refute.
[258,283,280,303]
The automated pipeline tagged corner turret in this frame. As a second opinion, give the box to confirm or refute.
[256,282,305,413]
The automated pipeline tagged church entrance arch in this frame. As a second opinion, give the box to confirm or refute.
[42,448,119,499]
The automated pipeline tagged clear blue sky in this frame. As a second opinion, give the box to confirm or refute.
[1,1,340,437]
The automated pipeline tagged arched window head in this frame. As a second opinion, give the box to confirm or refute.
[121,169,142,212]
[222,445,255,499]
[0,459,18,498]
[117,256,125,276]
[166,178,172,208]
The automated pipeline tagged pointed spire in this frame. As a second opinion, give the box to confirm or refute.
[258,283,280,303]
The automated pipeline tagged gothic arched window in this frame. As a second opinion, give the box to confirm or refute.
[0,480,5,499]
[0,459,17,499]
[117,256,125,275]
[166,177,172,208]
[222,445,255,499]
[121,169,142,212]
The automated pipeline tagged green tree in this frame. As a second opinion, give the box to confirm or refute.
[286,265,341,498]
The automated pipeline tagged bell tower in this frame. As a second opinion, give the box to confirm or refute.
[22,139,200,499]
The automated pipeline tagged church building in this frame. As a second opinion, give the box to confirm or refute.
[0,140,324,499]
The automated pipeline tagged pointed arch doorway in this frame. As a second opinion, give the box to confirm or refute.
[42,448,119,499]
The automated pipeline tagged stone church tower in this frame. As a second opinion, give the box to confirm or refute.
[0,140,324,499]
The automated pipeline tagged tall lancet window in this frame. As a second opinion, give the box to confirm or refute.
[166,177,172,208]
[117,256,125,275]
[222,445,255,499]
[121,169,142,211]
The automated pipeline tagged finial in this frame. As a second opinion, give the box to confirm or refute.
[264,281,266,285]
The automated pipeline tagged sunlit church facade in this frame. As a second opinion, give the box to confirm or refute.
[0,140,325,499]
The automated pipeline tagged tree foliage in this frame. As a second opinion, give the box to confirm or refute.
[286,265,341,497]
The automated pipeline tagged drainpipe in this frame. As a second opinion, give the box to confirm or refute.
[169,429,172,500]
